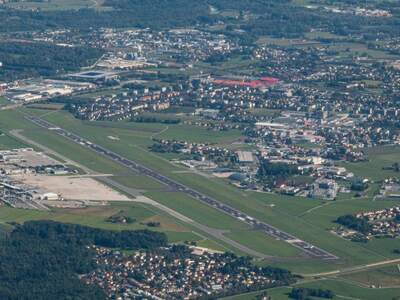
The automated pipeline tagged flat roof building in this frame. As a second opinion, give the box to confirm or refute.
[68,70,119,83]
[309,178,339,200]
[236,151,255,164]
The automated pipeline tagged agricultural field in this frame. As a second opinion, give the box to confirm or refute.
[257,36,322,47]
[327,42,400,60]
[4,0,105,11]
[305,31,347,41]
[257,33,400,62]
[340,145,400,181]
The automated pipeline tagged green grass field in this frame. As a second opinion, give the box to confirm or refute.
[27,103,65,110]
[340,265,400,288]
[5,0,105,11]
[145,191,250,231]
[257,36,322,47]
[327,42,399,60]
[0,96,9,106]
[305,31,347,41]
[340,145,400,181]
[222,279,400,300]
[225,229,301,258]
[0,132,27,150]
[0,202,201,243]
[257,28,400,61]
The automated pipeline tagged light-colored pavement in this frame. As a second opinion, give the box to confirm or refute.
[302,258,400,278]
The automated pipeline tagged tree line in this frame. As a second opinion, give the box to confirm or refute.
[1,0,398,42]
[0,41,103,81]
[336,214,372,234]
[289,287,335,300]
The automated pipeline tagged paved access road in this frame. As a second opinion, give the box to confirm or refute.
[26,115,338,260]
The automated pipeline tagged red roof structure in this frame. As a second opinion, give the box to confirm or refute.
[212,76,279,89]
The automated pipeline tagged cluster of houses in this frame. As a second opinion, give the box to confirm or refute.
[357,206,400,238]
[335,206,400,241]
[150,136,354,200]
[83,246,286,300]
[317,6,392,18]
[81,28,239,68]
[69,87,180,121]
[377,38,400,56]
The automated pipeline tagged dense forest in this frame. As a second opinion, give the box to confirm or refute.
[289,287,335,300]
[0,0,399,40]
[257,159,300,186]
[0,41,103,81]
[0,6,215,33]
[133,116,181,124]
[0,221,167,300]
[336,214,372,234]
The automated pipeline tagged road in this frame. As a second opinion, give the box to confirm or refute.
[0,103,23,111]
[25,114,338,260]
[303,258,400,278]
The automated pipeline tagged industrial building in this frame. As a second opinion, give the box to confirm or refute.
[5,79,95,103]
[68,70,119,83]
[309,178,339,200]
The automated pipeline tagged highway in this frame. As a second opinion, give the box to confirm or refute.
[26,115,338,260]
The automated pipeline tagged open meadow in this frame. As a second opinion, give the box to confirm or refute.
[0,202,201,243]
[222,278,400,300]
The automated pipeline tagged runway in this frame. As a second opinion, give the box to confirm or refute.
[26,114,338,260]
